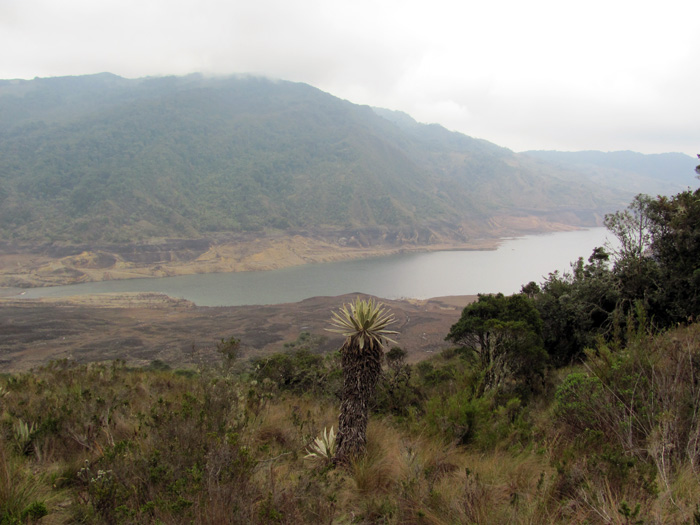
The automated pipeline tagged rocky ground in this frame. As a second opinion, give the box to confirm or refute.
[0,292,475,372]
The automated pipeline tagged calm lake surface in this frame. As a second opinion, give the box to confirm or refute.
[15,228,613,306]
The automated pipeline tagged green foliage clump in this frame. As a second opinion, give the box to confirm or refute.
[251,348,340,397]
[554,324,700,487]
[446,292,547,399]
[553,372,605,433]
[528,248,619,365]
[374,347,424,418]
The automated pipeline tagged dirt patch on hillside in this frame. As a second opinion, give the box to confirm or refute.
[4,216,571,290]
[0,293,475,373]
[0,214,592,289]
[0,236,500,289]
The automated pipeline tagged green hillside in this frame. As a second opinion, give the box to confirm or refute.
[0,74,629,245]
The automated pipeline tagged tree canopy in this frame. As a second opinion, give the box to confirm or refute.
[446,293,546,397]
[446,183,700,396]
[531,187,700,361]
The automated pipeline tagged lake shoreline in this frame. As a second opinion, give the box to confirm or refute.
[2,227,610,307]
[0,226,613,372]
[0,217,589,290]
[0,236,505,290]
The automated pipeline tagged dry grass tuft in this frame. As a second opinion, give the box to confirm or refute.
[347,421,403,496]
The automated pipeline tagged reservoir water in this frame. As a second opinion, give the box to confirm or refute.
[15,228,613,306]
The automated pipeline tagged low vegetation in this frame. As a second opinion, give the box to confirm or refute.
[1,186,699,523]
[2,323,700,524]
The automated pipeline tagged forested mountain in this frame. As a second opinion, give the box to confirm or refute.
[0,73,677,246]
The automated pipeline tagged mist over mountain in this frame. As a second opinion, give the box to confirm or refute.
[0,73,680,248]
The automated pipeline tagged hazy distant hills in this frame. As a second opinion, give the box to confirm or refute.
[522,150,697,197]
[0,73,691,246]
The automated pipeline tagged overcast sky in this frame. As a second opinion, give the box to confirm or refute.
[1,0,698,156]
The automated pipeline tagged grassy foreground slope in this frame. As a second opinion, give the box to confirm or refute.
[1,323,700,524]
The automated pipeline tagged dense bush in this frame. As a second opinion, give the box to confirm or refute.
[554,324,700,493]
[250,348,341,397]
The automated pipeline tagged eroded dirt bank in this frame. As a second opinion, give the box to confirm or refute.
[0,215,587,289]
[0,293,476,373]
[0,236,498,289]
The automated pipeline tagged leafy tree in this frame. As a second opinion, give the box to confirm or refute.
[533,249,619,365]
[446,293,546,397]
[385,346,407,372]
[646,187,700,325]
[605,194,662,317]
[327,298,397,464]
[520,281,541,298]
[605,194,656,262]
[601,187,700,328]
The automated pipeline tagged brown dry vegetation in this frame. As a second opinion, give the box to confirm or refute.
[1,323,700,523]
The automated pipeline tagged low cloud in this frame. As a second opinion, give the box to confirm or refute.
[1,0,698,155]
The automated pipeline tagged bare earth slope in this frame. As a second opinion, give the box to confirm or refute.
[0,233,506,288]
[0,293,475,372]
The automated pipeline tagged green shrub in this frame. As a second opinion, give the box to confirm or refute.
[251,349,339,396]
[553,372,605,433]
[425,390,490,445]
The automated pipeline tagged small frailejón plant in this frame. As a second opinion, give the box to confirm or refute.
[304,426,336,464]
[13,419,36,455]
[327,297,397,464]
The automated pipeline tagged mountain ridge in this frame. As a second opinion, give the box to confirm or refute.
[0,73,694,286]
[0,73,634,244]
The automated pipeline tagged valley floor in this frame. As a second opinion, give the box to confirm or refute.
[0,292,474,373]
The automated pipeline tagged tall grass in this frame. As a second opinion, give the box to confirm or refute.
[0,439,50,523]
[1,324,700,522]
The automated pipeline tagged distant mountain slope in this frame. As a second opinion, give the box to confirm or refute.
[522,150,698,197]
[0,73,641,246]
